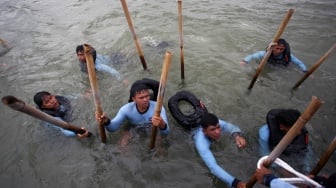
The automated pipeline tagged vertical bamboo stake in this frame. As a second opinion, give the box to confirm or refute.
[177,0,185,79]
[84,44,107,143]
[248,9,294,90]
[120,0,148,70]
[149,51,172,149]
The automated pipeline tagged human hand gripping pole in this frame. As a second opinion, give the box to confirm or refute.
[2,96,91,137]
[248,9,294,90]
[84,44,107,143]
[149,51,172,149]
[245,96,324,188]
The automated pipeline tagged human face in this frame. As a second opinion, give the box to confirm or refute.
[132,90,150,112]
[41,95,59,110]
[272,44,286,56]
[77,51,86,63]
[203,124,221,140]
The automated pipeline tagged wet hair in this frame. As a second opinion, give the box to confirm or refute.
[75,44,97,62]
[34,91,51,109]
[267,38,291,63]
[276,109,301,128]
[129,83,149,102]
[200,113,219,129]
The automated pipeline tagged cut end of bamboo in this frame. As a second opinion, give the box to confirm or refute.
[2,95,20,105]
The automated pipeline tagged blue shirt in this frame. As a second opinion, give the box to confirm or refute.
[243,51,307,72]
[79,54,121,80]
[271,178,297,188]
[193,119,242,187]
[105,101,170,135]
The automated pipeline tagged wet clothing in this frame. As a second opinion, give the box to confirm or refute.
[242,51,307,72]
[79,54,121,80]
[104,101,170,135]
[263,174,297,188]
[193,119,242,187]
[40,96,76,137]
[259,109,308,156]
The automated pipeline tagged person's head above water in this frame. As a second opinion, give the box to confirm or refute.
[76,44,97,63]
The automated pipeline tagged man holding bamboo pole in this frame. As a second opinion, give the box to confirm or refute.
[95,79,170,147]
[33,91,89,138]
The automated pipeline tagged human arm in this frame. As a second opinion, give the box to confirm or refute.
[259,124,271,156]
[219,120,246,148]
[290,54,307,72]
[94,58,121,80]
[96,106,128,132]
[194,130,240,187]
[240,51,266,65]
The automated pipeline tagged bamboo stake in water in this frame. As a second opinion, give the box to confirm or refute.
[149,51,172,149]
[84,44,107,143]
[120,0,147,70]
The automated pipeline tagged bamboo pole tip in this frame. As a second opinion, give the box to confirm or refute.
[311,96,324,104]
[2,95,19,105]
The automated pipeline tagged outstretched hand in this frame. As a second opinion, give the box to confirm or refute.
[95,111,109,125]
[77,127,90,138]
[235,134,247,148]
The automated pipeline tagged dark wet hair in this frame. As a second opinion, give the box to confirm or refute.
[200,113,219,129]
[76,44,97,62]
[276,109,301,127]
[268,38,291,62]
[34,91,51,109]
[129,83,149,102]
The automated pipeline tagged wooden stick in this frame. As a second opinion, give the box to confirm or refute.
[245,96,324,188]
[309,136,336,176]
[177,0,185,79]
[248,9,294,90]
[292,43,336,90]
[83,44,107,143]
[2,96,89,135]
[120,0,148,70]
[149,51,172,149]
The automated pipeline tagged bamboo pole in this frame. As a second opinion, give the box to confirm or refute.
[292,43,336,90]
[248,9,294,90]
[120,0,148,70]
[309,136,336,176]
[149,51,172,149]
[177,0,185,79]
[83,44,107,143]
[245,96,324,188]
[2,96,90,135]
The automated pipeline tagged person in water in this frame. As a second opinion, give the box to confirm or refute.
[240,38,307,73]
[96,80,169,147]
[258,108,308,156]
[75,44,121,80]
[193,113,247,188]
[255,163,336,188]
[34,91,89,138]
